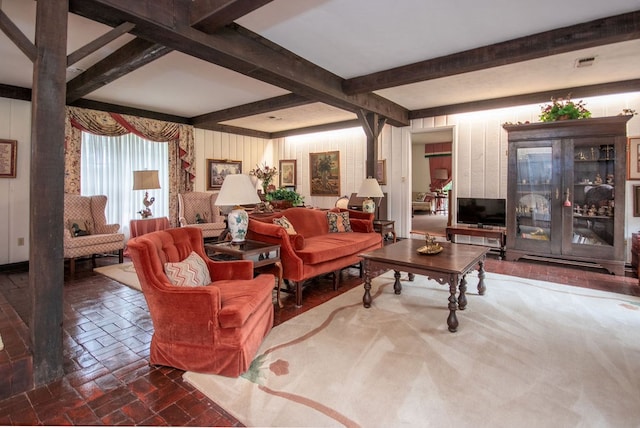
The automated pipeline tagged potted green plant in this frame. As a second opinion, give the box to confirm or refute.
[539,94,591,122]
[265,187,304,209]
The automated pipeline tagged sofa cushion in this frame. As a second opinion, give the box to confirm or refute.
[273,208,329,238]
[273,216,297,235]
[416,192,427,202]
[327,211,352,233]
[296,233,380,265]
[164,251,212,286]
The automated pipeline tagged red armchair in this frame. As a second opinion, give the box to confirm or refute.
[127,227,274,377]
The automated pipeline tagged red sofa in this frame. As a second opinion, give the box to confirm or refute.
[247,207,382,306]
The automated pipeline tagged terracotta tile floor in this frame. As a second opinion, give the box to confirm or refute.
[0,248,638,425]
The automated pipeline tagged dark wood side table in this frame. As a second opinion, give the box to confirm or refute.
[373,220,396,243]
[204,240,283,308]
[445,224,506,260]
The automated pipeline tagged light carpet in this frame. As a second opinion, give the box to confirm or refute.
[184,271,640,428]
[94,262,141,291]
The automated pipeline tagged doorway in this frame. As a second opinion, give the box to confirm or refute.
[410,128,454,237]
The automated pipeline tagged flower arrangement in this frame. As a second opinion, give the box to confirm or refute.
[250,163,278,193]
[539,94,591,122]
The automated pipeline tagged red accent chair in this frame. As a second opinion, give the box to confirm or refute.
[127,227,274,377]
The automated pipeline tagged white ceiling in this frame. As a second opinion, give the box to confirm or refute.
[1,0,639,134]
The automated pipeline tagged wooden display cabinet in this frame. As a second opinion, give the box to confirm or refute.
[503,115,632,275]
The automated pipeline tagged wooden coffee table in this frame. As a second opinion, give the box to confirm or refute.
[360,239,488,332]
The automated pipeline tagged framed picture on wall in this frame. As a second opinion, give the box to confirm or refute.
[376,159,386,185]
[0,139,17,178]
[309,151,340,196]
[207,159,242,190]
[628,137,640,180]
[279,159,297,187]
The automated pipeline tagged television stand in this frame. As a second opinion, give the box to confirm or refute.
[446,224,506,260]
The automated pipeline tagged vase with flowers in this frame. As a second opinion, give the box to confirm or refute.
[539,94,591,122]
[250,163,279,195]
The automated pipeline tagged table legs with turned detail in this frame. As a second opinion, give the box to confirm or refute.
[360,239,488,332]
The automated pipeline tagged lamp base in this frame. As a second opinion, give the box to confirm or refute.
[138,208,153,218]
[362,198,376,213]
[227,207,249,243]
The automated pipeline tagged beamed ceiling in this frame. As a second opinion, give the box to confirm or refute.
[1,0,640,139]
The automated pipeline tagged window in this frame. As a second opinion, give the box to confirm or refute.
[81,132,169,235]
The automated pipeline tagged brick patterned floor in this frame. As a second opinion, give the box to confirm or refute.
[0,248,638,425]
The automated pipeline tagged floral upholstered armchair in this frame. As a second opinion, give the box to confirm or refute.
[63,194,125,276]
[178,192,227,240]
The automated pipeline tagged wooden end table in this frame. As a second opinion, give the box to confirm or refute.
[373,220,396,243]
[446,224,506,260]
[204,240,283,308]
[360,239,488,332]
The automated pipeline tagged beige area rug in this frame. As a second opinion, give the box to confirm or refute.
[411,212,448,237]
[184,271,640,427]
[94,262,141,291]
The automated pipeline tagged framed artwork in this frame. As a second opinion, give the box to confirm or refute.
[376,159,386,185]
[635,185,640,217]
[309,151,340,196]
[207,159,242,190]
[0,139,17,178]
[627,137,640,180]
[279,159,297,187]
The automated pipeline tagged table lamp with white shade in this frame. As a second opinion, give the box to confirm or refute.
[357,177,384,214]
[215,174,261,243]
[132,170,161,218]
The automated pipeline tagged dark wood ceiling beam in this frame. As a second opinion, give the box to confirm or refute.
[410,79,640,119]
[67,21,135,66]
[66,37,172,103]
[191,93,311,126]
[0,83,31,101]
[344,10,640,95]
[70,97,191,124]
[0,8,36,62]
[190,0,273,31]
[198,122,271,139]
[270,119,361,139]
[68,0,410,127]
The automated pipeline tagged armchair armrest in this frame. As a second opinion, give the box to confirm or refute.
[178,216,188,227]
[96,223,120,234]
[205,258,254,281]
[350,218,374,233]
[147,284,223,340]
[248,219,304,279]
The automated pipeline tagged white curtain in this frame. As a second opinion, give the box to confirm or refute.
[80,132,169,239]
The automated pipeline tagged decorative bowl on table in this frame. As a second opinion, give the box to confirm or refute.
[417,233,443,255]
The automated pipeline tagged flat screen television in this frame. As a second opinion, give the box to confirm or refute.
[457,197,506,228]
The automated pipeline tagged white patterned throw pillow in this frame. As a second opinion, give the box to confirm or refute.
[164,251,212,287]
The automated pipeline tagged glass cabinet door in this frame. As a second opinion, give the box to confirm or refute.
[570,139,615,248]
[514,146,553,244]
